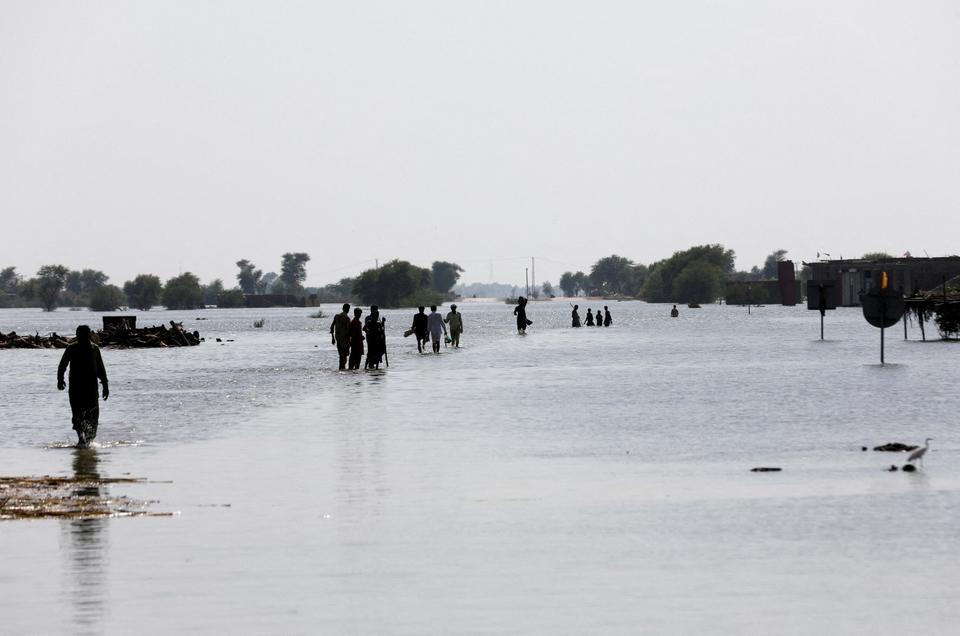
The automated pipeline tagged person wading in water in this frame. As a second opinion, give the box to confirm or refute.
[428,305,447,353]
[57,325,109,447]
[330,303,351,370]
[348,308,364,370]
[585,308,594,326]
[513,296,530,334]
[411,306,429,353]
[571,304,581,327]
[444,304,464,348]
[364,306,386,369]
[603,306,612,327]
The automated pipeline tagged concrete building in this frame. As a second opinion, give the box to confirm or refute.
[804,257,960,306]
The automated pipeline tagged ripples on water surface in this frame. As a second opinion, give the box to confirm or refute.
[1,303,958,634]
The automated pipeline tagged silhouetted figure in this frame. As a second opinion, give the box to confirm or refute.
[57,325,109,447]
[603,306,612,327]
[670,305,679,318]
[571,305,581,328]
[330,303,351,370]
[364,306,386,369]
[445,304,463,347]
[411,306,429,353]
[348,308,364,370]
[585,308,594,326]
[513,296,531,333]
[428,305,447,353]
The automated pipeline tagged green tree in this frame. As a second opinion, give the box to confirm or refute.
[236,259,263,294]
[202,279,224,305]
[32,265,70,311]
[541,281,554,297]
[124,274,163,310]
[353,259,437,307]
[672,261,725,304]
[590,255,636,295]
[1,267,22,308]
[317,277,358,303]
[559,272,578,297]
[431,261,464,294]
[88,284,127,311]
[65,269,108,295]
[641,244,735,302]
[0,266,20,294]
[280,253,311,291]
[216,288,246,308]
[762,249,788,279]
[161,272,204,310]
[572,271,588,296]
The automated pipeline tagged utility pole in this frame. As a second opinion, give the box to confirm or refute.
[531,257,536,298]
[525,268,529,297]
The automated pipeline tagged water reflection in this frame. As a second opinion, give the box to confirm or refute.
[60,448,108,635]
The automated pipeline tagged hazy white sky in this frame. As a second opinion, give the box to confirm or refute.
[2,1,958,287]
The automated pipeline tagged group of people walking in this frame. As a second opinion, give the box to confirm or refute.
[571,305,612,328]
[409,305,464,353]
[330,303,466,370]
[329,304,387,371]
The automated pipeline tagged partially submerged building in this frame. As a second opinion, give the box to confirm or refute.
[803,256,960,306]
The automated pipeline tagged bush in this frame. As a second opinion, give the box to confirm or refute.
[934,304,960,340]
[88,285,127,311]
[216,289,246,308]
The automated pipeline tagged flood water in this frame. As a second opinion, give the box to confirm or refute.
[2,302,958,634]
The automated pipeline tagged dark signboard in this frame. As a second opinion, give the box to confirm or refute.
[860,290,904,328]
[806,280,839,311]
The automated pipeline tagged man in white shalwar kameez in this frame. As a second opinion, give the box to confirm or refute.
[427,305,447,354]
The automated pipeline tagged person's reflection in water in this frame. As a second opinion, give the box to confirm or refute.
[61,448,109,634]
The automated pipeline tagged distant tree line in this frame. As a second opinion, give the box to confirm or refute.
[558,246,800,304]
[0,251,315,312]
[0,253,467,311]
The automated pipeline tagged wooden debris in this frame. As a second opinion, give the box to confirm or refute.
[872,443,918,452]
[750,467,782,472]
[0,321,201,349]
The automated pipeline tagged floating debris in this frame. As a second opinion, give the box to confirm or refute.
[750,467,782,472]
[902,464,918,473]
[0,321,201,349]
[872,443,918,452]
[0,475,171,520]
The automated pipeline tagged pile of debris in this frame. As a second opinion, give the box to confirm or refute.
[1,320,202,349]
[0,475,170,520]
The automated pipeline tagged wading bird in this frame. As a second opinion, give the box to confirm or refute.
[907,438,933,468]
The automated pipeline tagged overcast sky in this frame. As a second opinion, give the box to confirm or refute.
[2,1,958,288]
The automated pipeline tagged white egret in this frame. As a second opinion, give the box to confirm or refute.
[907,438,933,468]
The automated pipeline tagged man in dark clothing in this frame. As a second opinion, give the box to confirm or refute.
[585,308,594,326]
[364,306,386,369]
[571,305,581,328]
[57,325,109,447]
[603,306,612,327]
[411,306,429,353]
[348,308,365,370]
[330,303,352,370]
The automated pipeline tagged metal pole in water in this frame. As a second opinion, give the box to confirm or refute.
[880,299,886,365]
